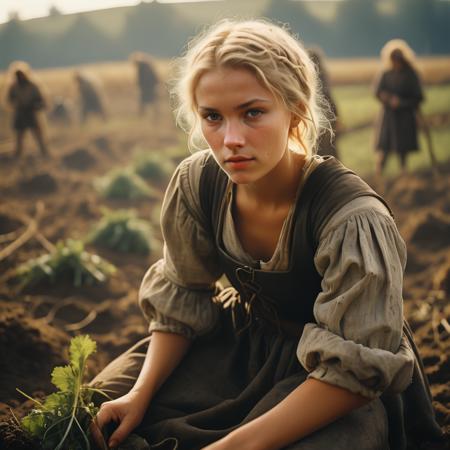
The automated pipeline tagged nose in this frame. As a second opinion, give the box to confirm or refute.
[223,119,245,150]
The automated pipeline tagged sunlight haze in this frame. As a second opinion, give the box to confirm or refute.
[0,0,216,24]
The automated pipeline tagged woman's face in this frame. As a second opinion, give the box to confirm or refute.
[195,66,294,185]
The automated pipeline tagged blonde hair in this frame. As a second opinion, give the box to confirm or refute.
[172,19,330,157]
[380,39,417,71]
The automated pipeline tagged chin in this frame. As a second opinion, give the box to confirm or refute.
[227,173,256,185]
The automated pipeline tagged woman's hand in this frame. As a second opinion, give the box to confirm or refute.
[389,95,401,109]
[91,390,149,449]
[91,332,191,449]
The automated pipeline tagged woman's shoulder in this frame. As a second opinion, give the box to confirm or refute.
[173,149,210,195]
[299,156,392,242]
[167,150,216,221]
[176,149,212,181]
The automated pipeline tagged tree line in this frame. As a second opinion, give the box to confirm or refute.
[1,0,449,70]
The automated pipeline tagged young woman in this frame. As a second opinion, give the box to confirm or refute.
[91,20,441,450]
[374,39,424,177]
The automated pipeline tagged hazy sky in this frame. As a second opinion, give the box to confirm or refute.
[0,0,216,24]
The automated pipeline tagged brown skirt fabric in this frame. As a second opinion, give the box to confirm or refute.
[91,310,393,450]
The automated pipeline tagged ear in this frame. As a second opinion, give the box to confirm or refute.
[290,113,301,129]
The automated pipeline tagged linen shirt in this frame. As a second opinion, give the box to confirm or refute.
[139,151,414,399]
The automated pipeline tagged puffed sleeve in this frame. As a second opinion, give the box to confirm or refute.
[139,152,223,339]
[297,204,415,399]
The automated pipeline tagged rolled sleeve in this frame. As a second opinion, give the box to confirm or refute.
[139,260,220,339]
[297,206,414,399]
[138,152,223,339]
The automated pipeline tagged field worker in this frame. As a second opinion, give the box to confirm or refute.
[5,61,49,158]
[91,20,442,450]
[308,47,340,159]
[74,70,107,124]
[130,51,160,117]
[48,96,73,126]
[374,39,424,177]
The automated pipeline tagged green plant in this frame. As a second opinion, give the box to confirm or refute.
[88,209,152,255]
[15,239,116,289]
[96,170,160,200]
[18,335,106,450]
[134,152,174,183]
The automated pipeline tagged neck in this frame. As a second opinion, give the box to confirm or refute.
[237,150,306,209]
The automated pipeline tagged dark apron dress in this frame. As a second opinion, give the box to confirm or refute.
[91,157,442,449]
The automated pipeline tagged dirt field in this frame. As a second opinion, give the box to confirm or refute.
[0,60,449,448]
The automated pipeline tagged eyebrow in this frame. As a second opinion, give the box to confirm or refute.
[198,98,271,112]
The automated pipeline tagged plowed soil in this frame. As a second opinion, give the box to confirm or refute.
[0,126,448,449]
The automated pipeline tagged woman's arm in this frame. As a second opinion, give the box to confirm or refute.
[130,331,191,399]
[131,331,191,400]
[203,378,368,450]
[92,331,191,448]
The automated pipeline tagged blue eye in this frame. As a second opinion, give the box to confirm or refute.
[246,109,263,119]
[204,112,222,122]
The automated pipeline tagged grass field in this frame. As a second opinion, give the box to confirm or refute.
[0,58,449,178]
[334,83,450,176]
[334,83,450,130]
[339,125,450,177]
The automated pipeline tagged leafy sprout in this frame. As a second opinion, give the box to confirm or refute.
[88,208,153,255]
[19,335,107,450]
[95,169,160,200]
[15,239,116,289]
[18,336,151,449]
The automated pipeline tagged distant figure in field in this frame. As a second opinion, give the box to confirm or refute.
[308,47,340,158]
[48,96,74,126]
[130,52,160,117]
[374,39,424,177]
[5,61,49,158]
[74,71,107,124]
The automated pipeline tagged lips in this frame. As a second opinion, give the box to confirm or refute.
[225,156,254,163]
[224,156,255,170]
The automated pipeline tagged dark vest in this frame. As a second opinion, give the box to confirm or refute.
[199,153,390,331]
[198,152,444,448]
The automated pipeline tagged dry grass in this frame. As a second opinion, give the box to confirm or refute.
[0,56,449,163]
[328,56,450,85]
[1,56,449,100]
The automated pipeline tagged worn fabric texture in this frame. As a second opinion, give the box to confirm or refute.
[139,152,414,400]
[93,151,442,449]
[374,68,424,155]
[92,312,389,450]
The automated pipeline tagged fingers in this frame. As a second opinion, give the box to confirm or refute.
[107,414,136,448]
[90,403,114,449]
[90,417,108,449]
[91,402,138,449]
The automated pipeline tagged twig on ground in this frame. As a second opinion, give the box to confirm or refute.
[0,202,45,262]
[440,317,450,335]
[64,310,97,331]
[0,229,24,244]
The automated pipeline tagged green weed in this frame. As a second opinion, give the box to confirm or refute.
[134,152,175,183]
[15,239,116,289]
[96,170,160,200]
[88,208,153,255]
